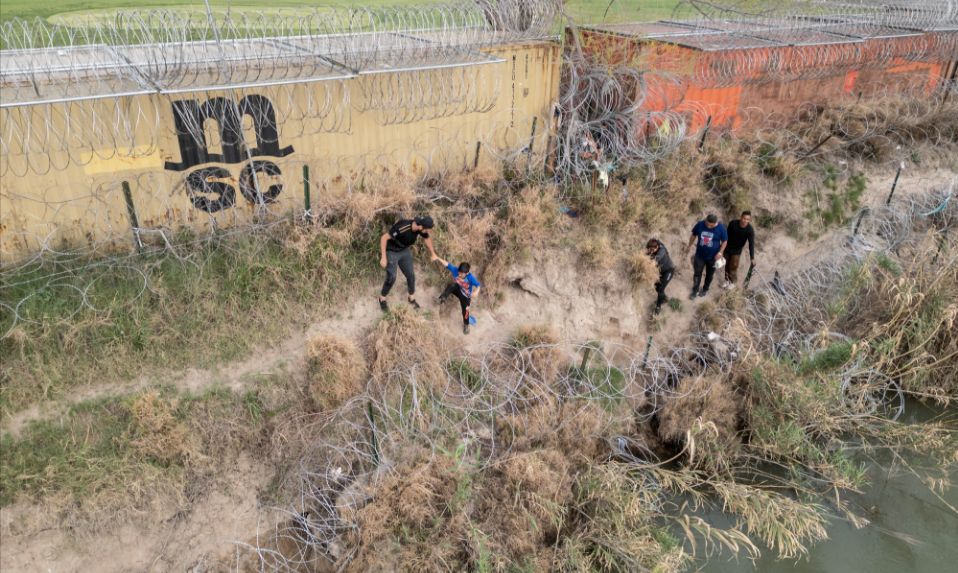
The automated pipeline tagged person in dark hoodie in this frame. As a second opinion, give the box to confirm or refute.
[647,238,674,315]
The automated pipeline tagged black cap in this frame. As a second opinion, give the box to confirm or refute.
[415,216,434,229]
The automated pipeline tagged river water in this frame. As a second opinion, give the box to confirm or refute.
[688,399,958,573]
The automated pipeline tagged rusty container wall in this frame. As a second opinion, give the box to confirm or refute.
[738,75,848,128]
[579,29,745,135]
[0,40,563,261]
[579,26,952,137]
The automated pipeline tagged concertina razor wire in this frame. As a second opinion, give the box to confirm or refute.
[180,180,956,572]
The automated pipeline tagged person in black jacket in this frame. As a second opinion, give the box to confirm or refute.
[722,211,757,289]
[378,216,436,311]
[647,238,674,315]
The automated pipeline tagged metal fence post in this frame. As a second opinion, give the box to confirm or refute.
[367,401,380,467]
[934,225,951,263]
[886,162,904,205]
[852,207,868,236]
[121,181,142,250]
[698,115,712,152]
[642,336,653,372]
[303,165,311,226]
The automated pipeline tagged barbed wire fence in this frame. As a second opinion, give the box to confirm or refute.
[1,1,957,570]
[179,179,956,571]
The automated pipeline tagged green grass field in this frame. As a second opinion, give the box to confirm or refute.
[0,0,681,25]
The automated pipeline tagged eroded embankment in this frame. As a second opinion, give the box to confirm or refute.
[3,170,957,573]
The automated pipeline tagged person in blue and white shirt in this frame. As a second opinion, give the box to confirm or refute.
[684,214,728,299]
[433,256,482,334]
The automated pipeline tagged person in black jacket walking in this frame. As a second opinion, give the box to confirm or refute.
[722,211,757,289]
[647,238,674,315]
[378,216,436,311]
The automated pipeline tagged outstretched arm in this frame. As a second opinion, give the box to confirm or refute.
[423,236,437,260]
[434,256,449,267]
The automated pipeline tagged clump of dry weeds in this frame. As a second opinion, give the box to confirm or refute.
[578,234,616,269]
[363,306,454,387]
[441,211,497,270]
[705,142,759,217]
[130,392,193,465]
[306,335,367,410]
[641,140,708,227]
[628,250,660,291]
[435,163,499,204]
[657,375,744,473]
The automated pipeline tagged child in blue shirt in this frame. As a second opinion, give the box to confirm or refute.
[434,256,481,334]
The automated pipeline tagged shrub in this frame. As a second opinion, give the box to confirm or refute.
[305,335,367,410]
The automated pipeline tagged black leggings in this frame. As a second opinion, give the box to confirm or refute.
[655,270,673,306]
[442,283,471,324]
[382,248,415,297]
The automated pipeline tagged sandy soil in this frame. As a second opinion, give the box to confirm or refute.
[2,164,955,572]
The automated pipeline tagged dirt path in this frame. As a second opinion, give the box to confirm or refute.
[7,164,954,439]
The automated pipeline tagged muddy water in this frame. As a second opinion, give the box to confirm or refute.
[690,399,958,573]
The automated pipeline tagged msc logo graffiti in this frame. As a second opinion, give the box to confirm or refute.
[164,95,294,213]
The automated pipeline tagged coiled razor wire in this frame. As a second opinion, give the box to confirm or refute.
[2,1,958,176]
[175,182,955,572]
[0,2,559,176]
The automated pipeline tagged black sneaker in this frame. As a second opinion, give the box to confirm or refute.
[409,298,421,310]
[463,323,470,334]
[689,289,699,300]
[435,295,447,304]
[653,304,662,316]
[379,299,388,312]
[699,289,709,298]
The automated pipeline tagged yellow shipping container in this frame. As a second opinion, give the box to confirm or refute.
[0,39,561,261]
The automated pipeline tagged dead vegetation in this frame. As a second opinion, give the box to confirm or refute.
[363,306,455,387]
[129,392,194,466]
[4,92,958,570]
[306,335,367,410]
[833,250,958,397]
[657,376,745,474]
[628,250,660,291]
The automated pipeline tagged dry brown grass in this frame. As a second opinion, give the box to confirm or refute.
[835,250,958,396]
[578,234,616,269]
[363,306,454,388]
[657,375,744,473]
[641,140,708,228]
[705,142,759,217]
[772,93,958,161]
[498,400,614,464]
[441,210,497,269]
[430,184,560,294]
[129,392,193,465]
[306,335,367,410]
[346,444,582,572]
[628,250,660,291]
[437,163,500,203]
